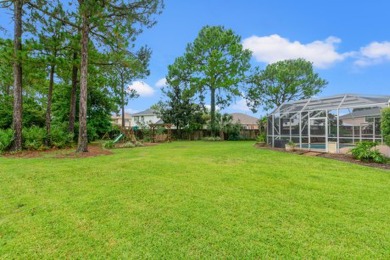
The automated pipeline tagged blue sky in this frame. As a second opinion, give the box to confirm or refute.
[1,0,390,117]
[130,0,390,116]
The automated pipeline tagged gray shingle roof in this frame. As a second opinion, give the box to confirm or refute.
[339,107,381,119]
[231,113,259,125]
[131,108,156,116]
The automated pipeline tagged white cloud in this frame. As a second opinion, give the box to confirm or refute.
[242,34,347,68]
[205,104,220,112]
[354,41,390,66]
[127,81,154,97]
[231,99,251,112]
[155,78,167,88]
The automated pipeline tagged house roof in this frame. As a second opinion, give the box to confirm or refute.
[272,94,390,115]
[155,119,165,124]
[111,113,131,119]
[132,108,156,116]
[340,107,382,119]
[231,113,259,125]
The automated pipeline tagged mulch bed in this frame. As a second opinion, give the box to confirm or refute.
[2,142,161,159]
[256,145,390,170]
[2,144,113,159]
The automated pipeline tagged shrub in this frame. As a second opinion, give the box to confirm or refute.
[381,107,390,146]
[0,129,13,152]
[87,123,99,142]
[23,126,46,150]
[350,141,385,163]
[103,140,115,149]
[50,124,74,148]
[256,133,266,143]
[287,140,296,147]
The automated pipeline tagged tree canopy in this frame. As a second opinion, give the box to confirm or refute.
[0,0,164,152]
[246,58,328,112]
[168,25,252,135]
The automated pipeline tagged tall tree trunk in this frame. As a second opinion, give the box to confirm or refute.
[45,64,55,147]
[121,75,125,128]
[210,87,216,136]
[11,0,23,151]
[77,12,89,152]
[68,51,78,134]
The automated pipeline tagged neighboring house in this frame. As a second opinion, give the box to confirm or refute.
[339,107,381,126]
[231,113,259,129]
[131,108,161,127]
[111,113,132,127]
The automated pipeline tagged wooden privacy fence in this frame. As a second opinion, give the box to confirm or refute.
[170,129,260,141]
[133,129,260,142]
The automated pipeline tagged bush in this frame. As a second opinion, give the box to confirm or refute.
[287,140,296,147]
[381,107,390,146]
[0,129,13,152]
[350,141,385,163]
[22,126,46,150]
[256,133,266,143]
[87,123,99,142]
[50,124,74,148]
[103,140,115,149]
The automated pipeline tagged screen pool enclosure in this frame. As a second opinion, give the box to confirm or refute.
[268,94,390,153]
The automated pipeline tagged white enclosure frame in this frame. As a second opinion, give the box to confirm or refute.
[268,94,390,152]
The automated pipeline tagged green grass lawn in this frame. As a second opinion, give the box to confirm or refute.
[1,141,389,258]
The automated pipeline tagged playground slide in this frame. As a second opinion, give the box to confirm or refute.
[113,133,124,143]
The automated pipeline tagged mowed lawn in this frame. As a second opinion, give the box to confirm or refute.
[0,142,389,258]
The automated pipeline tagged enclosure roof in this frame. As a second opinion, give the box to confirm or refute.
[272,94,390,114]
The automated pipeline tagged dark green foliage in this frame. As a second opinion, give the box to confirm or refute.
[381,107,390,146]
[225,123,242,141]
[50,124,74,148]
[256,133,266,143]
[138,124,152,142]
[23,97,46,128]
[211,113,242,140]
[247,58,328,112]
[0,95,13,129]
[52,78,116,142]
[350,141,385,163]
[168,26,252,135]
[0,129,13,152]
[0,95,45,129]
[22,126,46,150]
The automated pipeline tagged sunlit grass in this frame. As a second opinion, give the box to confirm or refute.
[0,141,389,258]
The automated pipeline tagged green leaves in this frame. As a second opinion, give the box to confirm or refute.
[168,26,252,134]
[381,107,390,146]
[247,58,328,112]
[350,141,385,163]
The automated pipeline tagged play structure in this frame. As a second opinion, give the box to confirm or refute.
[113,125,137,144]
[108,122,173,145]
[148,123,173,143]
